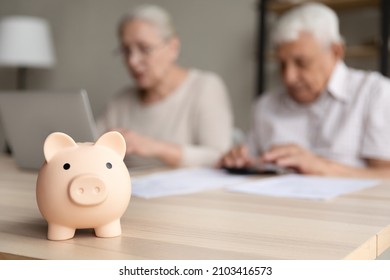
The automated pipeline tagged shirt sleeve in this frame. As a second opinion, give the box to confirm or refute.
[181,73,233,167]
[95,90,129,136]
[361,75,390,160]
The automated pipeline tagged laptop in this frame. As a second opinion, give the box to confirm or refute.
[0,90,98,170]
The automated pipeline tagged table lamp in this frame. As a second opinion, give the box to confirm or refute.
[0,16,55,90]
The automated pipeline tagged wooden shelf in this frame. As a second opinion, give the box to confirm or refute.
[268,0,379,14]
[346,45,378,57]
[266,45,387,60]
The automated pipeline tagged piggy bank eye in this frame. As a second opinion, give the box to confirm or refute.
[63,163,71,170]
[106,162,112,169]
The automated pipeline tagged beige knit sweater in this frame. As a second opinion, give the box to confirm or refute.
[97,69,233,169]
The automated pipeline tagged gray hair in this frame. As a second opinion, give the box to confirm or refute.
[117,4,176,40]
[271,3,344,48]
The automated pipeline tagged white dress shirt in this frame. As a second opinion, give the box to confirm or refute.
[247,61,390,167]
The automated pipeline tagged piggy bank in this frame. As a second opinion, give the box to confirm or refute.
[36,131,131,241]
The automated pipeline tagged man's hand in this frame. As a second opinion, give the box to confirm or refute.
[260,144,330,175]
[217,145,255,168]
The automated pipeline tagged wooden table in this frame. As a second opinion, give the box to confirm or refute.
[1,155,390,260]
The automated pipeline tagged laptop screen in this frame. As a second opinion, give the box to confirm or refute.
[0,90,98,170]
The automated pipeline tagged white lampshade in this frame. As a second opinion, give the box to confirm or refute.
[0,16,55,68]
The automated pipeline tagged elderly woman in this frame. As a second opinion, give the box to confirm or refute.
[97,5,233,169]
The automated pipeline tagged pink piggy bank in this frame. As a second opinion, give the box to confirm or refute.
[36,131,131,241]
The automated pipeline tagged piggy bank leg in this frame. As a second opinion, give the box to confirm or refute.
[48,224,76,241]
[95,219,121,238]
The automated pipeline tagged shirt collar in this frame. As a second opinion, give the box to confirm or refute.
[327,60,350,102]
[281,60,350,108]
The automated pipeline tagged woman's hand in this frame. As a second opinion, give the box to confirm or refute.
[113,128,182,167]
[113,128,160,157]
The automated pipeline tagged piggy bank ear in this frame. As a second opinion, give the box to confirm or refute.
[44,132,78,162]
[95,131,126,159]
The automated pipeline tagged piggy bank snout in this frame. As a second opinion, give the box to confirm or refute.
[68,175,108,206]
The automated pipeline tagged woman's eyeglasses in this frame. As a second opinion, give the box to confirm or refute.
[115,42,166,59]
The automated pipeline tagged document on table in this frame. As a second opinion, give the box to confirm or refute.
[131,167,249,199]
[226,174,380,200]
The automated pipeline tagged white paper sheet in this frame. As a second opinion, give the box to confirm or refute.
[226,174,380,200]
[131,167,249,199]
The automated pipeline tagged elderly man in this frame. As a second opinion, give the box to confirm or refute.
[219,3,390,178]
